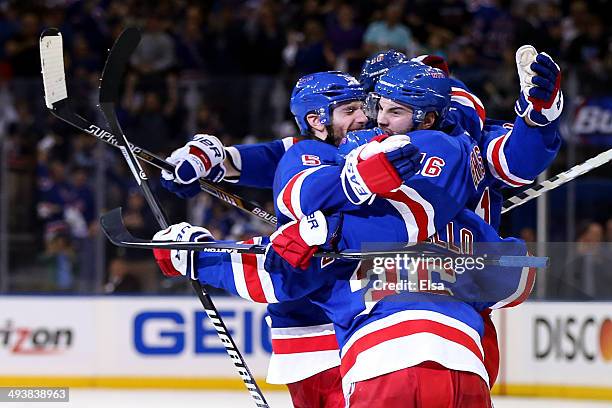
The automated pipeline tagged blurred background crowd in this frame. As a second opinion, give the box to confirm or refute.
[0,0,611,298]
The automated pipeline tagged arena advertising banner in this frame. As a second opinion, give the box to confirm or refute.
[495,302,612,398]
[0,296,273,388]
[1,297,611,397]
[573,96,612,146]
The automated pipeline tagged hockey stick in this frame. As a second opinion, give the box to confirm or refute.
[101,207,266,253]
[100,208,548,268]
[39,28,277,226]
[502,147,612,213]
[97,28,269,408]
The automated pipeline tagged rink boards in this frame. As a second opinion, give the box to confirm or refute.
[0,296,610,399]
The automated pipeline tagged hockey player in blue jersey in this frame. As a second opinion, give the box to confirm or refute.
[157,47,562,405]
[360,48,562,385]
[338,46,562,385]
[157,67,480,406]
[155,67,503,406]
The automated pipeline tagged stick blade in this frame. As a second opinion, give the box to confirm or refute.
[40,28,68,109]
[99,27,141,104]
[100,207,143,246]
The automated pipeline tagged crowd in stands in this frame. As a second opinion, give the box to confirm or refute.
[0,0,610,296]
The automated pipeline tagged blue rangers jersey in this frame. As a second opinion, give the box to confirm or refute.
[273,127,480,240]
[220,82,558,384]
[195,207,536,392]
[227,126,483,383]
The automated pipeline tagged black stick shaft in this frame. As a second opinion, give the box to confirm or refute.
[99,27,269,408]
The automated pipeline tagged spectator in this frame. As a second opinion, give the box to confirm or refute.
[37,225,77,291]
[291,19,333,76]
[119,190,160,293]
[37,159,72,228]
[482,49,518,118]
[0,69,17,137]
[245,2,286,136]
[174,5,206,71]
[3,12,42,115]
[363,3,417,56]
[564,15,611,95]
[326,4,365,73]
[469,0,515,68]
[130,15,176,76]
[104,257,143,293]
[556,221,612,299]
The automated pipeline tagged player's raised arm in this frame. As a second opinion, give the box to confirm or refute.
[482,46,563,187]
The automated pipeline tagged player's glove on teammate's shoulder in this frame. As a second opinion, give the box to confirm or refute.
[266,211,342,271]
[152,222,214,280]
[160,134,226,199]
[341,134,422,205]
[514,45,563,127]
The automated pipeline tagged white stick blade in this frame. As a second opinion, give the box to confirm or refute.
[40,32,68,109]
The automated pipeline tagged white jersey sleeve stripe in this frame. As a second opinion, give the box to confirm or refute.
[230,252,252,301]
[254,237,278,303]
[486,130,533,187]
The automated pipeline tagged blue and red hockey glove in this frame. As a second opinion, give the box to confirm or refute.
[340,134,422,205]
[266,211,342,271]
[152,222,214,279]
[160,134,227,199]
[514,45,563,127]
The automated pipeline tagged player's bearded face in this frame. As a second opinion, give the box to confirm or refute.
[377,97,414,135]
[330,101,368,145]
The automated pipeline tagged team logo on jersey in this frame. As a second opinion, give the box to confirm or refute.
[301,155,321,166]
[470,146,485,188]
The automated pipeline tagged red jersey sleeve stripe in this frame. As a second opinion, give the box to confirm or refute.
[240,238,267,303]
[451,89,486,124]
[488,132,531,187]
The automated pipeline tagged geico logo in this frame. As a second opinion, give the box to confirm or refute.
[534,316,612,362]
[573,106,612,134]
[0,320,73,354]
[133,310,272,355]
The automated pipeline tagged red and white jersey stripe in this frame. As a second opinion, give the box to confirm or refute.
[491,265,536,309]
[231,237,278,303]
[339,310,488,394]
[451,87,486,130]
[383,185,436,242]
[276,166,329,221]
[266,321,341,384]
[486,129,533,187]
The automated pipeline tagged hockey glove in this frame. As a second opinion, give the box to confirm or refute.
[514,45,563,127]
[341,135,421,205]
[266,211,342,271]
[152,222,214,280]
[162,134,227,184]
